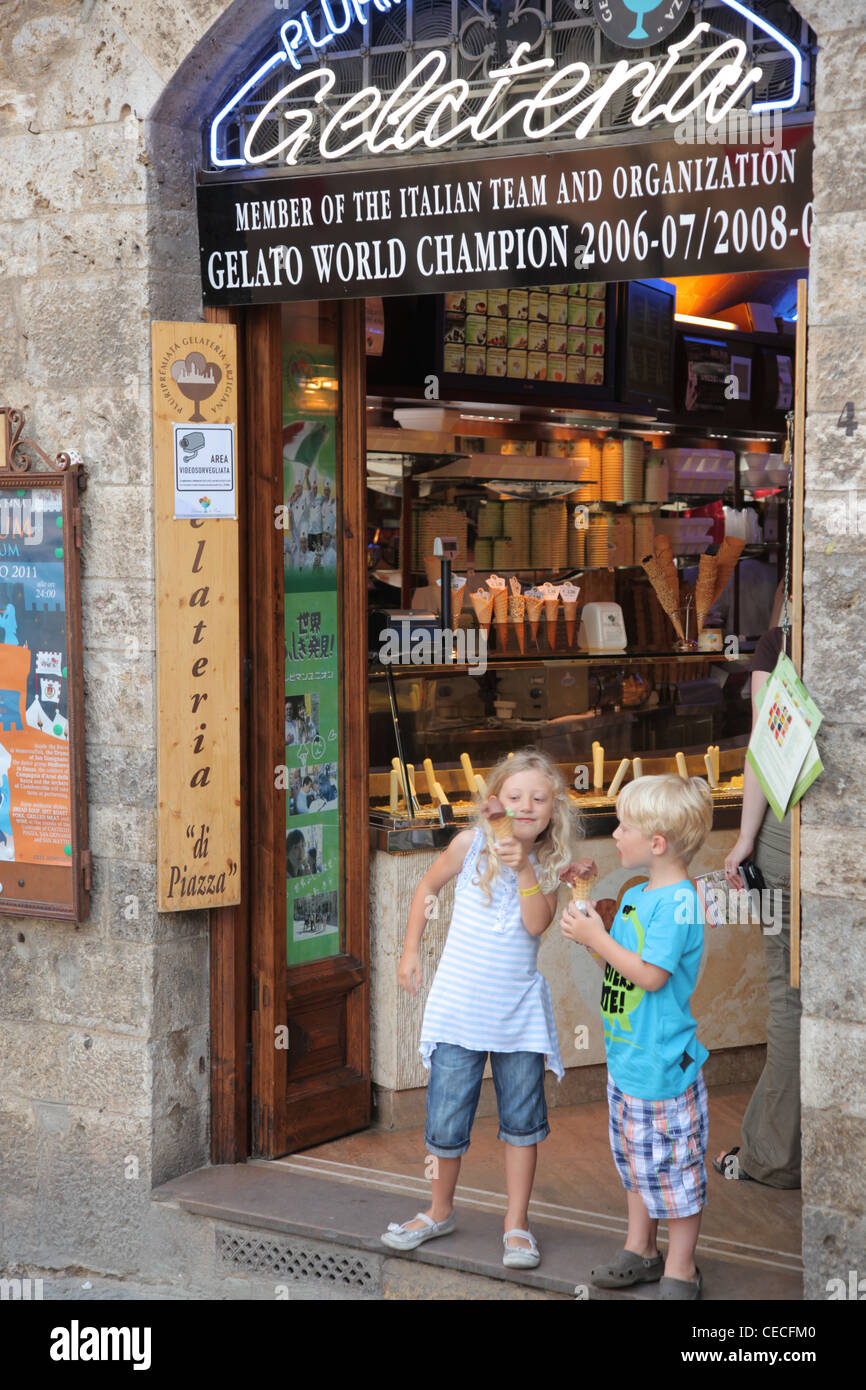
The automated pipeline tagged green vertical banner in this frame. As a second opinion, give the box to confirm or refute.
[282,342,340,965]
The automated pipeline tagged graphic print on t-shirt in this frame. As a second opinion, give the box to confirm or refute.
[601,904,645,1040]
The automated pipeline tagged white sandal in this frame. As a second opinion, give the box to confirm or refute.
[380,1211,456,1251]
[503,1228,541,1269]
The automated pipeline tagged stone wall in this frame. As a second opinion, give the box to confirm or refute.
[793,0,866,1302]
[0,0,864,1296]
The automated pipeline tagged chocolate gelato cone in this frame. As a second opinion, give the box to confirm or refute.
[484,795,515,842]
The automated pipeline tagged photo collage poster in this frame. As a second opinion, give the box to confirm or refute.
[282,342,340,965]
[0,487,72,875]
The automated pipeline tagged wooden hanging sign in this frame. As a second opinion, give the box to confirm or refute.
[152,323,241,910]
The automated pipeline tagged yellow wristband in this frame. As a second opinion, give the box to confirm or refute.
[518,883,541,897]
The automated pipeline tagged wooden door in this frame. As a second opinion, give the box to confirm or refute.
[245,299,370,1156]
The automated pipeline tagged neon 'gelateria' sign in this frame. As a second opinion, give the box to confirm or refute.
[210,7,804,170]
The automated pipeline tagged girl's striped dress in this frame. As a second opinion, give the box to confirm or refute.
[419,828,564,1079]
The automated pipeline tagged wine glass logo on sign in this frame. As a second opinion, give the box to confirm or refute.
[593,0,691,48]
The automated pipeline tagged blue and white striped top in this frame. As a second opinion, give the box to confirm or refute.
[419,829,564,1079]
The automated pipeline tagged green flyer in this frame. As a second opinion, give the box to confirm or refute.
[747,652,823,821]
[283,341,341,965]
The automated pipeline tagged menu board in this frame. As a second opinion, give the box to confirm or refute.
[283,341,341,966]
[0,486,72,883]
[621,280,675,402]
[442,282,610,388]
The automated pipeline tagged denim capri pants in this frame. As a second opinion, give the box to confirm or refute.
[424,1042,549,1158]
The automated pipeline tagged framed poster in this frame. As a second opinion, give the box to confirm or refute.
[0,408,89,920]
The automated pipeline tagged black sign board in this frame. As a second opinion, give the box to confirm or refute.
[198,126,813,306]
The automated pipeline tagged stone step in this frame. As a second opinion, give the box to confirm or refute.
[153,1160,803,1302]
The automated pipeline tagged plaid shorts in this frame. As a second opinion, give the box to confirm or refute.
[607,1070,708,1219]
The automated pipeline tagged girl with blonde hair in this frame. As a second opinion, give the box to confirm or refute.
[381,747,582,1269]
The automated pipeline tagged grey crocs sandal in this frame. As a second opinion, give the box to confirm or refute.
[660,1267,703,1300]
[591,1249,664,1288]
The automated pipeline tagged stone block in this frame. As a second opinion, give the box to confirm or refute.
[152,935,210,1035]
[0,218,39,280]
[82,649,154,736]
[802,1108,866,1215]
[88,804,157,863]
[79,485,154,579]
[801,893,866,1025]
[810,215,866,325]
[812,111,866,213]
[81,121,151,206]
[802,558,866,719]
[799,826,866,898]
[800,1016,866,1116]
[805,411,866,491]
[19,1107,153,1273]
[49,938,150,1035]
[106,859,205,943]
[81,579,154,652]
[86,741,157,809]
[37,209,150,277]
[0,1018,149,1115]
[23,271,149,390]
[103,1,209,84]
[805,489,866,557]
[2,128,87,219]
[814,28,866,113]
[150,1027,209,1117]
[800,724,866,825]
[0,930,55,1023]
[148,269,205,324]
[807,324,866,411]
[151,1098,209,1187]
[802,1203,866,1302]
[0,283,27,384]
[25,389,153,488]
[799,1,866,34]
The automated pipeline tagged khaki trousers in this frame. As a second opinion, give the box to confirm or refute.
[739,810,801,1188]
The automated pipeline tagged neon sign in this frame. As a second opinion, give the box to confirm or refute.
[209,2,804,170]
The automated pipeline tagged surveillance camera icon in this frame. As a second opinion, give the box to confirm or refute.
[179,430,206,462]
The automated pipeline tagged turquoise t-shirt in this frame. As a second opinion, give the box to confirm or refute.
[601,879,708,1101]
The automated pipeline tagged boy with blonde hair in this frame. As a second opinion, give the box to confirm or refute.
[562,774,714,1300]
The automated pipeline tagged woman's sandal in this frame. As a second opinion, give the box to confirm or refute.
[380,1211,456,1251]
[591,1249,664,1288]
[503,1228,541,1269]
[712,1146,754,1181]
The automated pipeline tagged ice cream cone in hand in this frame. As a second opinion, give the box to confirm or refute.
[484,795,515,842]
[560,858,599,905]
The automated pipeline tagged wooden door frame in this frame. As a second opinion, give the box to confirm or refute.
[206,301,369,1164]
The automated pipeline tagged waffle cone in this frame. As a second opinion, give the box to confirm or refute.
[508,595,526,653]
[696,555,717,633]
[491,812,515,842]
[452,580,466,620]
[711,538,745,606]
[572,876,597,903]
[642,556,684,640]
[525,595,543,640]
[470,590,494,632]
[492,589,508,623]
[544,599,559,649]
[494,619,510,652]
[562,599,578,646]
